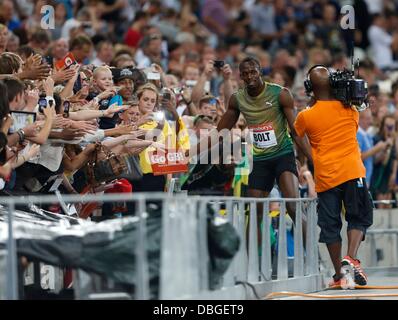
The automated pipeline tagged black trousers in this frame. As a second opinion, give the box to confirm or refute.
[317,178,373,244]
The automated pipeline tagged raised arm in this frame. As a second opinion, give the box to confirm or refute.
[188,93,240,157]
[217,93,240,131]
[280,88,313,164]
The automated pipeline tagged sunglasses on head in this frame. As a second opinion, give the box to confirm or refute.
[193,114,213,125]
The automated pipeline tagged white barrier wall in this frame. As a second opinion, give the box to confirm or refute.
[318,208,398,272]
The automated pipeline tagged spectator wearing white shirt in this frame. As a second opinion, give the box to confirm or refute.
[92,40,115,67]
[368,14,398,70]
[134,33,167,70]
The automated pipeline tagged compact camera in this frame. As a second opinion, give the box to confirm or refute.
[38,95,47,114]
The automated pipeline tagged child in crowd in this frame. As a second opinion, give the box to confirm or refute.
[91,66,122,129]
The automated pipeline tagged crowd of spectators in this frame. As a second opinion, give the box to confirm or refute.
[0,0,397,217]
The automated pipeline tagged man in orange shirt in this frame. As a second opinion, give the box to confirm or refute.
[294,66,373,288]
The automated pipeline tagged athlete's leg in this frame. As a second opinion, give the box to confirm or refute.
[247,159,274,247]
[278,171,307,245]
[278,171,299,220]
[247,188,269,248]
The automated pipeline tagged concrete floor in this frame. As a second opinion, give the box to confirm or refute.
[273,269,398,300]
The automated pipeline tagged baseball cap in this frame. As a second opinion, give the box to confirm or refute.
[111,68,134,83]
[199,94,219,106]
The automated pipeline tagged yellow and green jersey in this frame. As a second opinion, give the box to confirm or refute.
[235,82,294,161]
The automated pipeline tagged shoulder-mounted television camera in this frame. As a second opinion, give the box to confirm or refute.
[304,59,369,112]
[329,68,368,110]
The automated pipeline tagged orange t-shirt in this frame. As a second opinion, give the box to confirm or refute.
[294,100,366,193]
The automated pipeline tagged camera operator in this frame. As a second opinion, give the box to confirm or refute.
[294,65,373,288]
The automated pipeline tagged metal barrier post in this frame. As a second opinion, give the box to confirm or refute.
[247,201,259,282]
[232,201,240,283]
[277,201,288,280]
[312,201,319,274]
[222,199,235,287]
[160,198,173,299]
[181,198,200,295]
[313,203,319,274]
[6,200,18,300]
[261,200,272,281]
[197,199,209,291]
[214,201,221,217]
[395,234,398,267]
[135,198,149,299]
[305,200,317,275]
[167,178,176,195]
[370,234,378,266]
[236,200,248,282]
[294,201,304,277]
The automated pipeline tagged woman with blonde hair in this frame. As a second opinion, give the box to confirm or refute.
[134,82,190,192]
[0,24,9,54]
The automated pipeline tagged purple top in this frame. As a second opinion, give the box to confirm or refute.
[202,0,228,34]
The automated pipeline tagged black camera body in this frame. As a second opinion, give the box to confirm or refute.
[329,69,368,107]
[304,63,368,110]
[213,60,225,69]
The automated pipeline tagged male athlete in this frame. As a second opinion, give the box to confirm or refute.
[217,57,313,228]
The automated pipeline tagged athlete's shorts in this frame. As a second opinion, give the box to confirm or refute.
[317,178,373,244]
[248,152,298,192]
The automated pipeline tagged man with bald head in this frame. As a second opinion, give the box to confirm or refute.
[294,66,373,288]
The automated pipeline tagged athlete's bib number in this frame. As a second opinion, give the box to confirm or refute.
[249,123,277,149]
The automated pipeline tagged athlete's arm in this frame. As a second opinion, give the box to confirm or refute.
[217,93,240,130]
[280,88,313,164]
[187,94,240,158]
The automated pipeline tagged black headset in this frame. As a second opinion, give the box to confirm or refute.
[304,64,332,96]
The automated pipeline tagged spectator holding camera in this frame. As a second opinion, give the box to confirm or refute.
[191,60,233,119]
[4,77,55,147]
